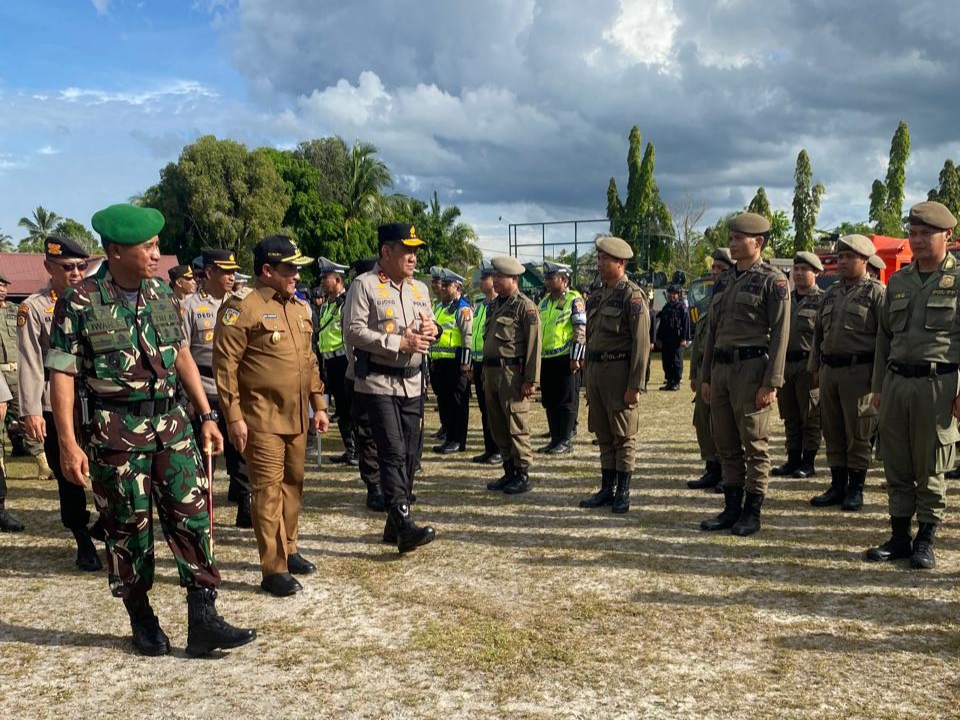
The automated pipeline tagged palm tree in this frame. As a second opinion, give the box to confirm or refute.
[18,206,62,246]
[343,141,393,242]
[422,191,480,269]
[0,231,13,252]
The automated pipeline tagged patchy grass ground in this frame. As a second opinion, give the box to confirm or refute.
[1,364,958,719]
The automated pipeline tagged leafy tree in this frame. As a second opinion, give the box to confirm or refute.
[747,187,772,218]
[397,191,479,272]
[343,140,393,247]
[295,137,351,205]
[870,120,910,236]
[53,218,100,255]
[927,159,960,223]
[832,220,875,237]
[17,206,62,251]
[767,209,793,258]
[792,150,825,252]
[606,178,623,235]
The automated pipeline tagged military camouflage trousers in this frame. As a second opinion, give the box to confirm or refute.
[90,426,220,599]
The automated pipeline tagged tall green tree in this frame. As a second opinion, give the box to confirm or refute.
[343,140,393,246]
[606,178,623,235]
[870,120,910,236]
[17,206,62,251]
[747,187,772,218]
[792,150,825,252]
[295,137,351,205]
[412,191,480,271]
[53,218,100,254]
[928,159,960,223]
[144,135,289,269]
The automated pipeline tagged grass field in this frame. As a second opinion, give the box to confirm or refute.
[0,364,957,719]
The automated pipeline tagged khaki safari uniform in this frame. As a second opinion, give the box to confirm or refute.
[809,275,884,471]
[873,255,960,523]
[689,304,716,463]
[1,299,41,457]
[213,282,325,578]
[482,289,541,470]
[584,276,650,472]
[702,260,789,493]
[779,287,823,453]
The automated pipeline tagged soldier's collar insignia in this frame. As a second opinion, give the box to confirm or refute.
[946,255,957,270]
[378,272,388,282]
[939,275,955,289]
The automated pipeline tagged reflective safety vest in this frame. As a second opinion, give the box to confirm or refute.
[316,294,345,354]
[431,298,467,360]
[470,300,488,361]
[539,289,581,358]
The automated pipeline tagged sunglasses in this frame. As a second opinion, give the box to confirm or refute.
[53,261,89,272]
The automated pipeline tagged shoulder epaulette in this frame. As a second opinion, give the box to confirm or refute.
[231,287,254,301]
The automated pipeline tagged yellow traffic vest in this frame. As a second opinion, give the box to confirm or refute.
[316,295,345,354]
[539,289,581,358]
[471,300,488,360]
[431,299,465,359]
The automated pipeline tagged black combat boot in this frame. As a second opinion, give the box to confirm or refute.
[72,526,103,572]
[865,516,913,562]
[772,450,801,477]
[687,461,722,490]
[700,486,744,531]
[841,469,866,512]
[366,483,386,512]
[731,492,764,536]
[810,467,847,507]
[910,522,938,570]
[0,500,24,533]
[388,504,436,554]
[235,492,252,528]
[185,587,257,657]
[793,450,818,478]
[123,595,170,656]
[579,469,616,508]
[503,467,531,495]
[611,472,632,514]
[487,459,515,491]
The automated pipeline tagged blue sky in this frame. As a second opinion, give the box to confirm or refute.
[2,1,959,261]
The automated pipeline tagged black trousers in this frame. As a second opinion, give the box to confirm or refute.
[540,356,580,442]
[350,379,380,489]
[193,394,249,492]
[354,393,421,508]
[43,411,90,531]
[661,343,684,386]
[322,355,355,453]
[472,361,497,454]
[431,359,470,447]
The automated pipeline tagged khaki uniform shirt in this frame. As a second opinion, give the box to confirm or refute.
[808,275,884,373]
[0,301,18,367]
[788,287,823,354]
[483,289,542,384]
[0,372,10,403]
[873,254,960,391]
[342,265,437,397]
[689,310,708,382]
[212,282,325,435]
[16,284,58,415]
[702,260,790,387]
[180,289,225,396]
[584,277,650,389]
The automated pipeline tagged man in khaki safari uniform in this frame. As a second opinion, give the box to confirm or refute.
[808,235,884,512]
[578,236,650,514]
[700,213,789,537]
[483,256,541,496]
[867,201,960,570]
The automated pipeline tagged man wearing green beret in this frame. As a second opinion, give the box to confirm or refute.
[867,200,960,569]
[808,235,884,512]
[699,213,789,536]
[771,252,824,479]
[46,203,255,657]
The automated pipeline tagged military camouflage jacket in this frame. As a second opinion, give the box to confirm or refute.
[46,265,188,451]
[0,301,18,365]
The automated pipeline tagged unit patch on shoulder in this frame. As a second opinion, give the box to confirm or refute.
[460,307,473,321]
[222,308,241,326]
[774,280,788,300]
[16,304,27,327]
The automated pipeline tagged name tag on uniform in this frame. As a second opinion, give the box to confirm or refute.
[262,313,278,320]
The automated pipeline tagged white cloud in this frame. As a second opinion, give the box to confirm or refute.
[59,81,218,107]
[90,0,113,15]
[37,146,59,155]
[600,0,680,68]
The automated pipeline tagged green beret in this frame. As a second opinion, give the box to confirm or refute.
[908,201,957,230]
[92,204,165,246]
[595,236,634,260]
[727,212,771,235]
[837,234,875,258]
[491,256,525,276]
[868,254,886,271]
[792,251,824,272]
[712,247,733,266]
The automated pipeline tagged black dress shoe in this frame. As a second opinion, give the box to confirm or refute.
[547,441,572,455]
[430,428,447,440]
[472,450,492,463]
[260,573,302,597]
[287,553,316,575]
[485,452,502,465]
[433,441,462,454]
[536,441,557,454]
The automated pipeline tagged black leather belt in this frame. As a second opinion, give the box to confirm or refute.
[586,351,629,363]
[821,353,874,368]
[90,397,177,416]
[786,350,810,363]
[198,366,214,379]
[714,347,767,363]
[890,362,959,378]
[368,361,421,379]
[483,357,524,367]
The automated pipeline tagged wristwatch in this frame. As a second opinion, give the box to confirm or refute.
[200,410,219,423]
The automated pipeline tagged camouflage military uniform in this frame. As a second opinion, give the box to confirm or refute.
[47,265,219,598]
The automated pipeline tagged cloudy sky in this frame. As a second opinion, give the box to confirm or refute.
[2,0,958,260]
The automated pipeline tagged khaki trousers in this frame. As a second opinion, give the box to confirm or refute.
[245,430,307,577]
[819,363,872,470]
[778,359,821,452]
[709,357,772,493]
[483,365,532,469]
[692,379,717,463]
[585,360,639,472]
